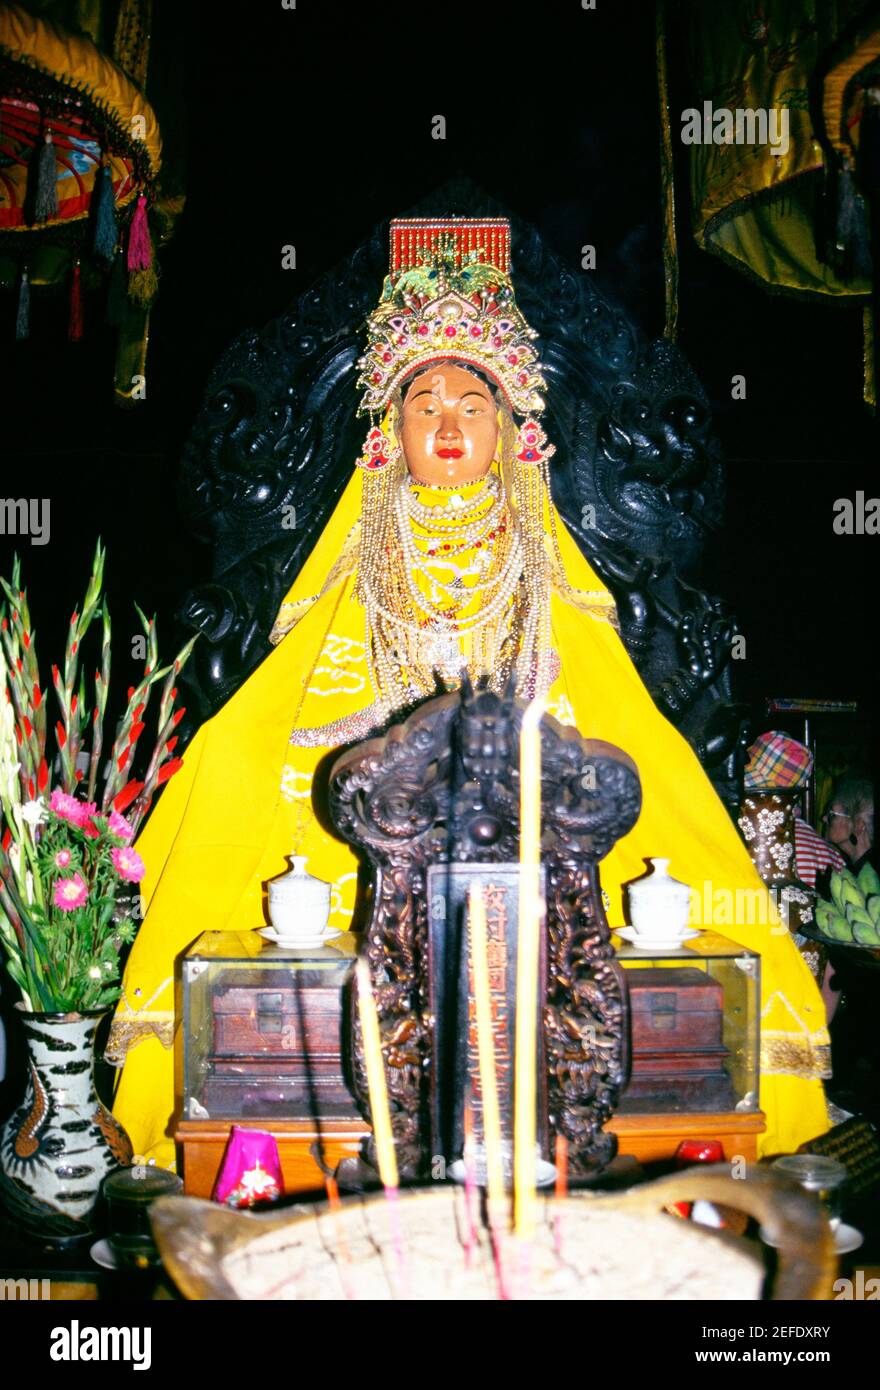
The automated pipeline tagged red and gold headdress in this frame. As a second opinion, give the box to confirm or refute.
[356,217,547,418]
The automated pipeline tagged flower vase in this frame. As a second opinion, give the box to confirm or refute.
[0,1007,133,1243]
[737,789,815,939]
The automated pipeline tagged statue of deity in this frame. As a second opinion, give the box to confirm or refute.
[109,219,831,1167]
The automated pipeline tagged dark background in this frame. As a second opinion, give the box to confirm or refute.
[2,0,877,772]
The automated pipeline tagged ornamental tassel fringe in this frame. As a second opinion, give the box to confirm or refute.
[15,269,31,341]
[33,131,58,223]
[106,247,129,326]
[68,261,84,342]
[127,192,153,271]
[93,163,118,261]
[127,263,160,308]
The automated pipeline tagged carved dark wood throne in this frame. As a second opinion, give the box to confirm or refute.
[328,677,642,1179]
[176,178,750,811]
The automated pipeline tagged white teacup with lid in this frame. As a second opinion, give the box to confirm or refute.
[265,855,334,945]
[627,857,693,941]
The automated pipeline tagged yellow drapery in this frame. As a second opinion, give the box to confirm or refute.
[110,420,831,1169]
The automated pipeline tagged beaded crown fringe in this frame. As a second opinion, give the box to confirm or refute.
[357,217,547,419]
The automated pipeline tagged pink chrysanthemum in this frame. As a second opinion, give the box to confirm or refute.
[54,848,72,869]
[50,790,83,825]
[111,845,146,883]
[53,872,88,912]
[108,811,135,842]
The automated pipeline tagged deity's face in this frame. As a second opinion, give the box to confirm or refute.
[399,363,499,486]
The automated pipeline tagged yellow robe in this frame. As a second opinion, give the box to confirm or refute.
[110,456,831,1169]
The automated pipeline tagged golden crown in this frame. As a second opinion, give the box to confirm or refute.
[356,217,547,418]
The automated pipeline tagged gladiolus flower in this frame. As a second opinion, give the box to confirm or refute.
[37,758,48,792]
[156,757,184,786]
[32,684,42,709]
[128,721,146,745]
[54,848,71,868]
[171,709,186,727]
[111,845,145,883]
[56,721,67,749]
[53,873,88,912]
[108,811,135,842]
[113,780,144,813]
[50,789,84,825]
[21,798,46,828]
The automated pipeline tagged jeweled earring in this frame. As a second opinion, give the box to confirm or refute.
[357,422,402,471]
[515,417,555,466]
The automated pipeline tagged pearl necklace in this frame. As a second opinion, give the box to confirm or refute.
[405,473,501,525]
[392,485,520,610]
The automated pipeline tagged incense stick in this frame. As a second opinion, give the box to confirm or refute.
[355,955,407,1296]
[515,695,545,1241]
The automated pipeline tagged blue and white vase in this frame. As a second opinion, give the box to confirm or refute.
[0,1007,132,1243]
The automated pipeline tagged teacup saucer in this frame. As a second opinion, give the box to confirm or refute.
[760,1221,862,1255]
[616,926,699,951]
[258,925,343,949]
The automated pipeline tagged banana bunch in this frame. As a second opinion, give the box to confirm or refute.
[815,863,880,946]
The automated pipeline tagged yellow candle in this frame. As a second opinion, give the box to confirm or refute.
[468,881,506,1212]
[515,695,545,1237]
[355,955,399,1190]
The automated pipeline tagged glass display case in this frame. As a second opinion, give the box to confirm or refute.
[181,931,359,1122]
[613,930,760,1115]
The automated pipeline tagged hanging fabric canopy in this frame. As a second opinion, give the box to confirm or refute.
[0,0,182,403]
[659,0,879,403]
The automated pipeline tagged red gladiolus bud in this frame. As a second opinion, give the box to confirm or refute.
[52,664,60,685]
[166,736,178,753]
[14,725,22,745]
[32,684,42,709]
[71,640,78,656]
[71,694,78,715]
[117,751,130,773]
[93,708,99,724]
[2,828,11,851]
[56,721,67,749]
[75,768,83,783]
[156,757,183,786]
[127,686,135,701]
[22,716,33,738]
[16,658,22,673]
[70,611,78,627]
[128,721,146,744]
[134,703,145,721]
[171,708,186,727]
[37,758,48,792]
[22,631,30,650]
[27,778,35,799]
[170,688,177,702]
[113,780,144,813]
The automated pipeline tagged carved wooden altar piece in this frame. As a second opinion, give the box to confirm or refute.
[328,677,642,1179]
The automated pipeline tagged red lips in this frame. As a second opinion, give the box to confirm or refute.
[436,448,464,458]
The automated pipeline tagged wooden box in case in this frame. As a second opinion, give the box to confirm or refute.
[182,931,359,1122]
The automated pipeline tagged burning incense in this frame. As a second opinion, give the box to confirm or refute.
[514,695,545,1240]
[355,955,406,1293]
[324,1175,357,1300]
[462,1090,478,1265]
[554,1134,569,1257]
[355,955,399,1190]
